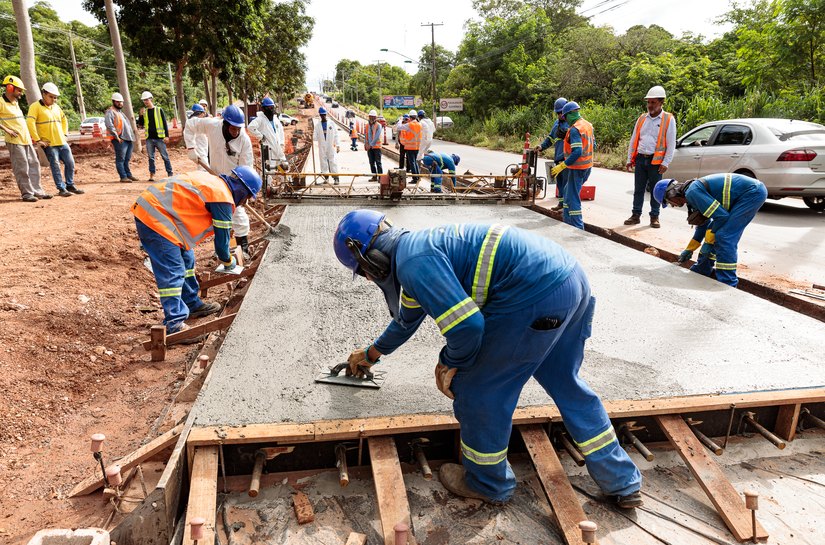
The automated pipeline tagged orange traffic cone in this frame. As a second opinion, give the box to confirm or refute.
[173,118,178,129]
[285,137,294,155]
[92,123,102,138]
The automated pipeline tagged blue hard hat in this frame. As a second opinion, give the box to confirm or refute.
[553,97,568,113]
[417,110,426,118]
[318,106,327,115]
[191,103,205,113]
[333,209,386,276]
[451,154,460,165]
[402,114,409,119]
[231,165,262,200]
[653,179,676,207]
[222,105,245,127]
[561,101,580,116]
[261,97,275,107]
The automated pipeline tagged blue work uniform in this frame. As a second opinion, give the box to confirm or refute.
[539,118,569,203]
[684,173,767,287]
[371,224,641,502]
[420,153,457,193]
[562,124,594,230]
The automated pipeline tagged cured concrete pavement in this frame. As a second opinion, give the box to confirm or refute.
[192,204,825,427]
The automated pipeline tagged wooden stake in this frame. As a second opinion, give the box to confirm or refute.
[368,437,416,545]
[149,325,166,362]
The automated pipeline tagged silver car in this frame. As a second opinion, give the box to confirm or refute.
[668,118,825,210]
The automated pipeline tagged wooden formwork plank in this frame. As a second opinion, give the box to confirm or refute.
[368,436,417,545]
[142,313,238,350]
[520,424,594,545]
[70,424,184,497]
[187,423,316,446]
[183,446,219,545]
[346,533,367,545]
[774,403,801,442]
[655,415,768,542]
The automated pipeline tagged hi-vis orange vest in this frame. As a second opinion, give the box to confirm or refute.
[563,118,594,170]
[630,111,673,165]
[131,171,235,250]
[107,108,124,141]
[399,120,422,150]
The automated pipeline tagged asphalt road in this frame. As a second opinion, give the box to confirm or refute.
[429,138,825,287]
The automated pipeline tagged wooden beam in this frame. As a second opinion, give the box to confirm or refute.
[368,436,417,545]
[345,533,367,545]
[183,446,219,545]
[149,325,166,362]
[198,264,259,291]
[774,403,801,442]
[655,415,768,542]
[519,425,594,545]
[187,423,316,446]
[70,424,184,497]
[142,313,238,350]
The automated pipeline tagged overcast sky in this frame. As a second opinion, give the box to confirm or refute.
[39,0,734,92]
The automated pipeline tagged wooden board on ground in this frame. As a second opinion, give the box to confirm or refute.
[655,415,768,542]
[520,424,595,545]
[142,313,238,350]
[345,533,367,545]
[70,423,184,497]
[368,436,417,545]
[183,446,219,545]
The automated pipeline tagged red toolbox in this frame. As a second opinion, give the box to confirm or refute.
[555,185,596,200]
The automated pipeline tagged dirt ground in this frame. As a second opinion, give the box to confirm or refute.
[0,117,305,542]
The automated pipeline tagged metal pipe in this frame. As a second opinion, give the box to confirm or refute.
[557,431,586,467]
[802,408,825,430]
[336,444,350,487]
[744,490,758,543]
[743,412,786,449]
[621,425,654,462]
[723,403,737,449]
[686,419,724,455]
[248,450,266,497]
[411,440,432,480]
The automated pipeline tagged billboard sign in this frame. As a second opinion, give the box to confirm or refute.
[383,95,423,109]
[439,98,464,112]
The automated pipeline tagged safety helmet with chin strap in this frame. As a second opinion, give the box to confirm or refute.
[334,210,392,279]
[230,165,262,200]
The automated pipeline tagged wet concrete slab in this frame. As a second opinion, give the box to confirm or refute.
[191,205,825,427]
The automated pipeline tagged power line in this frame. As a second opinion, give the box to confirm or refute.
[0,13,113,51]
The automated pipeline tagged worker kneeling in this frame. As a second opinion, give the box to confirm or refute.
[653,173,767,288]
[333,210,643,507]
[420,152,460,193]
[132,166,262,334]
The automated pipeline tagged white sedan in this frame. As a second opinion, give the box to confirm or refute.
[668,118,825,210]
[278,113,299,127]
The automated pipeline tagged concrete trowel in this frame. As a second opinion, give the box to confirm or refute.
[315,362,386,389]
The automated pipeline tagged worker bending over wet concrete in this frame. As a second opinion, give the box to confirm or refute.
[333,210,643,507]
[132,167,261,335]
[420,151,460,193]
[654,173,767,288]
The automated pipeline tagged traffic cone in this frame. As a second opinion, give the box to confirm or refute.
[92,123,102,138]
[285,137,294,155]
[519,132,531,190]
[173,118,178,129]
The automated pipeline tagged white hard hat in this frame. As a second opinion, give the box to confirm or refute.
[199,99,208,106]
[409,109,417,116]
[41,82,60,96]
[111,92,124,102]
[368,109,377,117]
[141,91,153,100]
[645,85,666,99]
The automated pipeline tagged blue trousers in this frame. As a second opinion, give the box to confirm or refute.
[632,156,662,217]
[146,138,173,176]
[450,264,642,502]
[563,168,590,230]
[135,219,204,332]
[554,161,568,203]
[706,185,767,287]
[43,144,75,190]
[112,139,134,180]
[404,150,420,174]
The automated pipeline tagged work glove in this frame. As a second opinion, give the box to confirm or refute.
[187,148,199,164]
[220,256,237,271]
[550,162,567,178]
[677,250,693,263]
[705,230,716,244]
[347,345,380,378]
[434,362,457,400]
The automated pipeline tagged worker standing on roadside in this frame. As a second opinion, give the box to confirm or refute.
[312,106,341,185]
[105,92,136,183]
[349,122,358,151]
[550,101,594,230]
[27,82,83,197]
[535,97,569,212]
[132,166,261,335]
[365,109,383,181]
[397,109,421,175]
[184,104,255,258]
[624,86,676,229]
[395,113,409,169]
[653,173,767,288]
[248,97,287,167]
[421,151,460,193]
[333,210,643,508]
[137,91,173,181]
[1,75,50,202]
[417,109,435,160]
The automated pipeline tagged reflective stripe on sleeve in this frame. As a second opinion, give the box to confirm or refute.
[212,219,233,229]
[435,297,479,335]
[703,201,720,217]
[472,224,509,307]
[400,291,421,309]
[184,269,195,278]
[575,427,618,456]
[722,173,732,210]
[461,439,508,466]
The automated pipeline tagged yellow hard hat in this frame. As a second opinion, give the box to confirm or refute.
[3,75,26,92]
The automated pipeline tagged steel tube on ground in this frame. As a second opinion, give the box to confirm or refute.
[621,427,654,462]
[412,442,432,480]
[802,408,825,430]
[687,420,724,455]
[743,412,786,449]
[558,431,586,467]
[335,444,350,487]
[248,450,266,497]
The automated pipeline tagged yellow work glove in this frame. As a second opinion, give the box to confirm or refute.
[347,345,379,378]
[550,162,567,178]
[705,230,716,244]
[685,239,701,252]
[434,362,458,400]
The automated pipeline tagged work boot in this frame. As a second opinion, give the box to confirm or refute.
[35,193,53,199]
[649,216,660,228]
[67,185,85,194]
[438,463,506,505]
[189,301,222,319]
[22,195,38,202]
[550,201,564,211]
[119,178,132,183]
[149,173,155,181]
[334,177,340,185]
[610,491,643,509]
[128,175,139,182]
[370,176,378,182]
[624,214,641,225]
[168,322,206,344]
[235,235,249,257]
[58,189,73,197]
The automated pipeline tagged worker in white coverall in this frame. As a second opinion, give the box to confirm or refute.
[312,106,340,185]
[188,104,210,171]
[249,97,288,195]
[417,109,435,161]
[184,104,254,258]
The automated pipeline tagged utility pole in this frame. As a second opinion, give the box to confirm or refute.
[167,63,180,124]
[68,30,86,120]
[11,0,40,102]
[104,0,141,152]
[376,60,383,116]
[421,22,443,121]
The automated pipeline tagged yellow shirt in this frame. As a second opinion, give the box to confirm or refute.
[0,95,31,145]
[27,100,68,147]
